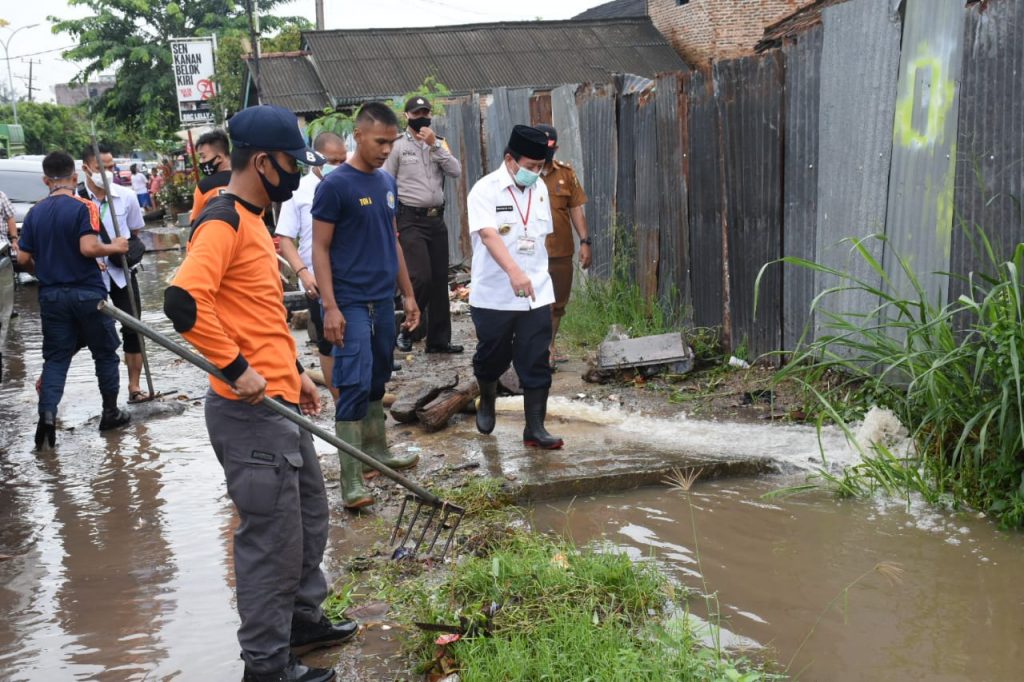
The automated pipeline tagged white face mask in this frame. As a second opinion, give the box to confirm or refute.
[91,170,115,189]
[321,163,338,176]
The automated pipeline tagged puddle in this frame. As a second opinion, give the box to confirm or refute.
[532,478,1024,681]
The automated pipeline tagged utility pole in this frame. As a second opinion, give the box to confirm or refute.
[245,0,261,103]
[17,58,40,102]
[315,0,325,30]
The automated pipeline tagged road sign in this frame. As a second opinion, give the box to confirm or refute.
[170,37,217,125]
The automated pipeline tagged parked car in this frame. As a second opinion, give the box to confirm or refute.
[0,158,50,225]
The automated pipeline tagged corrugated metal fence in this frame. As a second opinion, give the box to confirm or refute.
[424,0,1022,358]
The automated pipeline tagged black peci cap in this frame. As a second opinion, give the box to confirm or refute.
[404,96,432,113]
[507,125,549,161]
[228,105,325,166]
[535,124,558,146]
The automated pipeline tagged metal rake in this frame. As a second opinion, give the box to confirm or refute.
[99,301,466,560]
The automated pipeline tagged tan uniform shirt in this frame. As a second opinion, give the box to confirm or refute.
[542,160,588,259]
[383,131,462,208]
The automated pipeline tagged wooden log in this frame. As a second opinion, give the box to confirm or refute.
[416,379,480,432]
[389,371,459,423]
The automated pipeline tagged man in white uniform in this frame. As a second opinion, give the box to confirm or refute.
[467,125,563,449]
[82,145,149,402]
[277,131,348,403]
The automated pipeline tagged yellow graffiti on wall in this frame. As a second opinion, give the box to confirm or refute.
[893,42,957,149]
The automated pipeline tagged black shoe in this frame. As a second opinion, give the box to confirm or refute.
[522,387,564,449]
[425,343,464,354]
[393,360,402,371]
[291,615,358,655]
[476,380,497,435]
[99,393,131,431]
[242,655,335,682]
[35,412,56,450]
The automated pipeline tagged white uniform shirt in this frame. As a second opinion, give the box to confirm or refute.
[276,171,321,288]
[468,164,554,311]
[89,183,145,290]
[131,172,148,194]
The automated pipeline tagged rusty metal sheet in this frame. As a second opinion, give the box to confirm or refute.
[485,88,512,172]
[814,0,902,335]
[655,72,690,319]
[634,91,660,300]
[550,85,584,184]
[576,84,617,279]
[782,24,823,350]
[616,90,638,280]
[435,106,468,265]
[714,54,785,359]
[508,88,532,127]
[686,69,724,331]
[458,96,485,260]
[951,0,1024,303]
[884,0,966,306]
[529,92,552,126]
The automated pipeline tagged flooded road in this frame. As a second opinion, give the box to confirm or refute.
[3,240,1022,681]
[533,479,1024,681]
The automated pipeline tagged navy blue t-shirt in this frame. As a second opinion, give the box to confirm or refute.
[19,194,106,296]
[311,164,398,306]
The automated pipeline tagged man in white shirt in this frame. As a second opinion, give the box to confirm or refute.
[467,125,563,449]
[277,131,347,403]
[82,145,150,402]
[130,164,152,209]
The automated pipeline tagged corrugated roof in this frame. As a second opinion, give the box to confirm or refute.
[755,0,849,52]
[246,52,331,114]
[573,0,647,20]
[302,18,688,105]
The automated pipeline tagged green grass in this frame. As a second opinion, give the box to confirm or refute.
[758,229,1024,527]
[405,530,772,682]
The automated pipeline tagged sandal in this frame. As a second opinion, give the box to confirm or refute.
[128,390,156,404]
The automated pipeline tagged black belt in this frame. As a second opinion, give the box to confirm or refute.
[398,203,444,218]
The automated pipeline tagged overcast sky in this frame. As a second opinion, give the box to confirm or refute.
[2,0,607,103]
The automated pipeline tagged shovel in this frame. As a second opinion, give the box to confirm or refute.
[98,301,465,560]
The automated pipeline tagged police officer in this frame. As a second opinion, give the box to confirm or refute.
[384,96,463,354]
[535,124,591,366]
[467,125,563,449]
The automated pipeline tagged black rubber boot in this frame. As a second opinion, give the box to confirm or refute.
[476,379,497,435]
[98,393,131,431]
[522,387,563,449]
[290,615,358,655]
[242,654,335,682]
[35,411,56,450]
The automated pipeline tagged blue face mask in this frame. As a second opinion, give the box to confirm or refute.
[513,162,540,188]
[321,163,338,176]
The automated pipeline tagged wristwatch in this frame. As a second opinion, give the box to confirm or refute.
[579,237,592,246]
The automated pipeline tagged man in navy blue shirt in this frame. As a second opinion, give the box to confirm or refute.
[311,102,420,509]
[17,151,132,449]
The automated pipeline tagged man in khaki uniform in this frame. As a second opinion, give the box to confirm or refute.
[536,124,590,365]
[384,96,463,355]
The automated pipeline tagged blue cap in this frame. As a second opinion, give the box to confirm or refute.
[228,105,325,166]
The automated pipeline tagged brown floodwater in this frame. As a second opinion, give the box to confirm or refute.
[533,479,1024,681]
[3,237,1022,681]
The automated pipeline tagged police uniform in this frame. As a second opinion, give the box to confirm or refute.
[383,96,463,351]
[542,159,588,319]
[468,125,563,449]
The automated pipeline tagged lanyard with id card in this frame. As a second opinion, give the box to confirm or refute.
[506,187,536,256]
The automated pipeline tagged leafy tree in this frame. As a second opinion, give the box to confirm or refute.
[306,76,453,141]
[51,1,306,140]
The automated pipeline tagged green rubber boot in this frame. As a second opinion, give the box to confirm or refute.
[362,400,419,472]
[336,421,373,509]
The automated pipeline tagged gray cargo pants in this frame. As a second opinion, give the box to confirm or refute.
[205,390,329,674]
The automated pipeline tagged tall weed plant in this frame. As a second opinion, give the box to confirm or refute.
[561,221,677,348]
[759,231,1024,527]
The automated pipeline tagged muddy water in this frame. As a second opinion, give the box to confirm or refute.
[533,479,1024,681]
[0,246,384,681]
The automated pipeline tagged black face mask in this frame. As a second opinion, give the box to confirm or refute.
[199,158,221,177]
[408,116,431,132]
[257,153,301,203]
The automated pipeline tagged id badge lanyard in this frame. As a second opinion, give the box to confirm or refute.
[506,187,536,256]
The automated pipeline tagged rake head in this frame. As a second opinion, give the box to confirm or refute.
[389,494,465,561]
